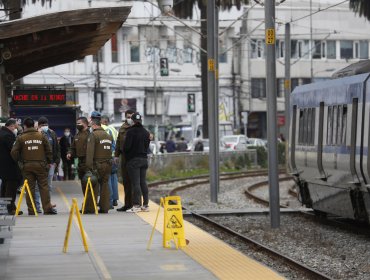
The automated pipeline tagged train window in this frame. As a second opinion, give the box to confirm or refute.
[333,106,338,145]
[298,109,304,144]
[341,105,348,144]
[327,106,333,145]
[298,108,315,146]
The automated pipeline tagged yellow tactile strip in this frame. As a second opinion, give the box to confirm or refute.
[118,184,284,280]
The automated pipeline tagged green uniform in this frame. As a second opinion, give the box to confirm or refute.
[69,129,90,193]
[86,127,113,213]
[11,128,53,214]
[114,122,133,209]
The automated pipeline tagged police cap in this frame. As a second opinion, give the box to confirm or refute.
[90,111,101,119]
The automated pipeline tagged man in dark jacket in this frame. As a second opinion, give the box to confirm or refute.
[123,112,150,212]
[59,127,74,180]
[0,119,22,215]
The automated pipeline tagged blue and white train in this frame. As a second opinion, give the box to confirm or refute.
[290,61,370,222]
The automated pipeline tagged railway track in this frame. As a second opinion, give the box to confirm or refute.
[186,211,333,280]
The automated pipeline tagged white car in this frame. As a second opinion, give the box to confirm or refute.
[247,138,267,149]
[221,135,248,151]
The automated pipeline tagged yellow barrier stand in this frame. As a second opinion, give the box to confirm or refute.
[147,196,186,250]
[63,198,89,253]
[15,179,38,217]
[81,177,98,215]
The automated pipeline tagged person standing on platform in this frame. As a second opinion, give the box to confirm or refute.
[123,112,150,212]
[176,137,188,152]
[165,137,176,153]
[34,117,60,212]
[59,127,74,180]
[11,117,57,215]
[67,117,90,205]
[86,111,113,213]
[0,119,23,215]
[115,109,135,212]
[101,115,119,209]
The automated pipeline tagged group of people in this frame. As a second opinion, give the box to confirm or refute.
[0,109,150,215]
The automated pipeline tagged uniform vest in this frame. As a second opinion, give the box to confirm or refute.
[20,131,46,161]
[74,130,89,157]
[93,129,112,160]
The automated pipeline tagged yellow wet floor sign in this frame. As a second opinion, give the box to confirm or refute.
[15,179,38,216]
[81,177,98,215]
[147,196,186,250]
[63,198,88,253]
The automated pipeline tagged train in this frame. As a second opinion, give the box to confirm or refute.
[289,60,370,223]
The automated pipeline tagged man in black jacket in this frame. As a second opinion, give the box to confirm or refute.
[0,119,23,215]
[123,112,150,212]
[59,127,74,180]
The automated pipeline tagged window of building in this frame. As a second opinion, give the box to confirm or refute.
[93,48,104,62]
[313,40,327,59]
[279,40,285,58]
[291,78,312,91]
[277,78,285,97]
[111,34,118,63]
[327,40,336,59]
[251,78,266,98]
[183,47,193,63]
[145,46,160,63]
[219,33,228,63]
[166,39,177,63]
[354,40,369,59]
[130,42,140,62]
[251,39,264,58]
[340,40,353,59]
[291,40,309,59]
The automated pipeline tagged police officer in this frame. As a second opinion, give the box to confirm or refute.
[115,109,135,212]
[67,117,90,199]
[86,112,113,213]
[11,117,57,215]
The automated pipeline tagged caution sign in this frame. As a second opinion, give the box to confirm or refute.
[163,196,186,249]
[265,28,275,45]
[208,59,215,72]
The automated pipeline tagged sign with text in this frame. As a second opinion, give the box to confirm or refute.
[12,89,66,106]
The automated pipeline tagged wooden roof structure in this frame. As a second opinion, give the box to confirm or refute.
[0,6,131,82]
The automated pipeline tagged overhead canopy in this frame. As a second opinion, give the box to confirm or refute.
[0,6,131,82]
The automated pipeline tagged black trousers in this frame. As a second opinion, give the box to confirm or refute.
[62,159,74,180]
[0,179,19,212]
[126,157,148,206]
[121,161,133,209]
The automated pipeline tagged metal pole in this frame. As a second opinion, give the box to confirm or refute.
[284,23,291,173]
[207,0,219,203]
[265,0,280,228]
[152,6,159,147]
[215,6,220,193]
[310,0,313,80]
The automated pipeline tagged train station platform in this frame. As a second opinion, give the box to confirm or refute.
[2,181,284,280]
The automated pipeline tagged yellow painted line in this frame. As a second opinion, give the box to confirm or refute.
[57,187,112,280]
[118,183,284,280]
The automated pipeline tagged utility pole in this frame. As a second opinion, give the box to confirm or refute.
[265,0,280,228]
[284,23,291,173]
[207,0,219,203]
[152,5,159,147]
[310,0,313,80]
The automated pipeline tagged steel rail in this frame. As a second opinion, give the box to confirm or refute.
[187,211,334,280]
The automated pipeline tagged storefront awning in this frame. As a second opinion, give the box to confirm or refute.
[0,6,131,81]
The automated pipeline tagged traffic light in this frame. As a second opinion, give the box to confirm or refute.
[160,58,169,76]
[187,93,195,112]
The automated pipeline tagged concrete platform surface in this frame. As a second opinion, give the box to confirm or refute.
[2,181,216,280]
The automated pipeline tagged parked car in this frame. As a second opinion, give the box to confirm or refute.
[190,138,228,152]
[221,135,248,151]
[247,138,267,149]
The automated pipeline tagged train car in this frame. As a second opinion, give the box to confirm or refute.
[290,62,370,223]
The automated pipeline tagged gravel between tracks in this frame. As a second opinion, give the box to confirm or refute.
[163,176,370,279]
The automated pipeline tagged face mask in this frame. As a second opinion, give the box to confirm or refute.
[76,124,84,131]
[13,128,18,136]
[89,127,93,133]
[64,132,70,137]
[127,119,133,125]
[41,126,49,132]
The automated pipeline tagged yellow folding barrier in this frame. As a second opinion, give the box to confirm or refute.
[15,179,38,216]
[63,198,88,253]
[147,196,186,250]
[81,177,98,215]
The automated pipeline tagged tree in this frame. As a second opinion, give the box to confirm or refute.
[350,0,370,20]
[0,0,52,20]
[172,0,249,138]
